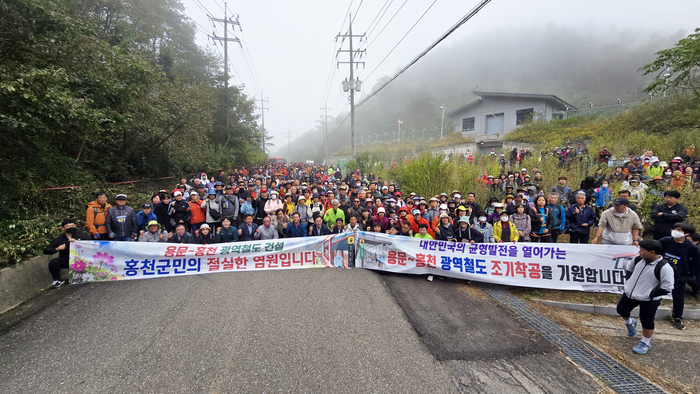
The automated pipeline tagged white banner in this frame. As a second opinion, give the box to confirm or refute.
[68,234,356,284]
[70,232,639,293]
[355,232,637,293]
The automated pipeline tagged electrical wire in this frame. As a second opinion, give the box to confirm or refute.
[328,0,491,136]
[362,0,393,38]
[210,0,226,13]
[364,0,438,80]
[351,0,364,25]
[238,27,264,94]
[362,0,409,51]
[338,0,355,34]
[193,0,214,17]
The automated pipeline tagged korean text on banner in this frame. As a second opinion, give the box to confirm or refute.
[354,232,638,293]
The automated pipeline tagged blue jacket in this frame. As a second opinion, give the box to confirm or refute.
[565,204,596,235]
[286,221,307,238]
[593,187,613,208]
[136,211,158,233]
[546,203,566,232]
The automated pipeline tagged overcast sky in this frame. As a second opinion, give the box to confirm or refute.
[181,0,700,148]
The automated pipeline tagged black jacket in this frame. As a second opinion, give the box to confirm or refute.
[168,200,191,225]
[44,231,90,260]
[309,224,331,236]
[169,232,194,244]
[455,225,484,243]
[651,203,688,237]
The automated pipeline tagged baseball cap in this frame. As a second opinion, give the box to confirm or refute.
[613,197,630,205]
[173,191,182,197]
[142,203,152,209]
[208,189,216,195]
[116,194,127,200]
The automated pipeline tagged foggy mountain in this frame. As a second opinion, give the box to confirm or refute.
[275,25,687,162]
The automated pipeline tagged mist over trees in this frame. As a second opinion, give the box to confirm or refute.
[279,25,687,162]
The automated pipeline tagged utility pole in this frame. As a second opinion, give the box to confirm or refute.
[209,3,240,131]
[336,14,365,158]
[257,95,269,152]
[287,129,292,160]
[320,102,332,164]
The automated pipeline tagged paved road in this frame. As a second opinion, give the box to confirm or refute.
[0,269,604,393]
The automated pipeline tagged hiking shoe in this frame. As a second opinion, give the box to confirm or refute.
[51,280,63,289]
[674,318,685,330]
[632,340,651,355]
[625,318,637,336]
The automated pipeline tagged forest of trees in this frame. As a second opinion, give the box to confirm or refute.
[0,0,265,212]
[278,26,688,162]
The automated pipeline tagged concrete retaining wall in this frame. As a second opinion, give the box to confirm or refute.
[0,255,55,314]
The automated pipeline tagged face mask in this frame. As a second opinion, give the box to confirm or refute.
[65,227,77,235]
[479,216,487,222]
[602,184,608,188]
[491,202,496,207]
[672,230,685,239]
[500,216,509,222]
[271,195,277,200]
[665,171,672,176]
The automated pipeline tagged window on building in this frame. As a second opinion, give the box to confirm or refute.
[516,108,534,125]
[462,117,475,131]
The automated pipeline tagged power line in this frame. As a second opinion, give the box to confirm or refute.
[194,0,214,16]
[211,0,226,13]
[364,0,438,80]
[362,0,409,51]
[238,28,264,93]
[351,0,364,25]
[363,0,393,38]
[328,0,492,136]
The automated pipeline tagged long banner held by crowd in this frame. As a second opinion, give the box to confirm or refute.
[70,232,637,293]
[354,232,637,293]
[68,234,356,284]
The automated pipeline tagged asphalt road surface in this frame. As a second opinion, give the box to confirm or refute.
[0,268,605,393]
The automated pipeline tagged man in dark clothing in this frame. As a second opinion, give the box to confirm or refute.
[238,214,259,241]
[168,191,191,230]
[347,197,364,221]
[650,191,688,240]
[254,188,269,226]
[659,223,699,330]
[153,191,171,231]
[106,194,138,241]
[598,146,612,164]
[463,192,482,215]
[309,215,330,236]
[44,219,90,288]
[168,223,194,243]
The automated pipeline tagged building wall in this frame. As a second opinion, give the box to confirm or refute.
[450,97,560,137]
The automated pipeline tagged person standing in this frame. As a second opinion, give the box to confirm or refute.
[650,190,688,240]
[659,223,699,330]
[106,194,137,241]
[494,211,519,243]
[203,189,222,233]
[44,219,90,288]
[616,239,674,354]
[85,191,111,240]
[566,192,595,244]
[591,198,642,245]
[219,185,240,226]
[168,190,191,231]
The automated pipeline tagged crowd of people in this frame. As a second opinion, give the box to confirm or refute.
[45,147,699,338]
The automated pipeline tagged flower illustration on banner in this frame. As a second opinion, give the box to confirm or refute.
[93,252,114,266]
[67,243,123,284]
[70,260,86,272]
